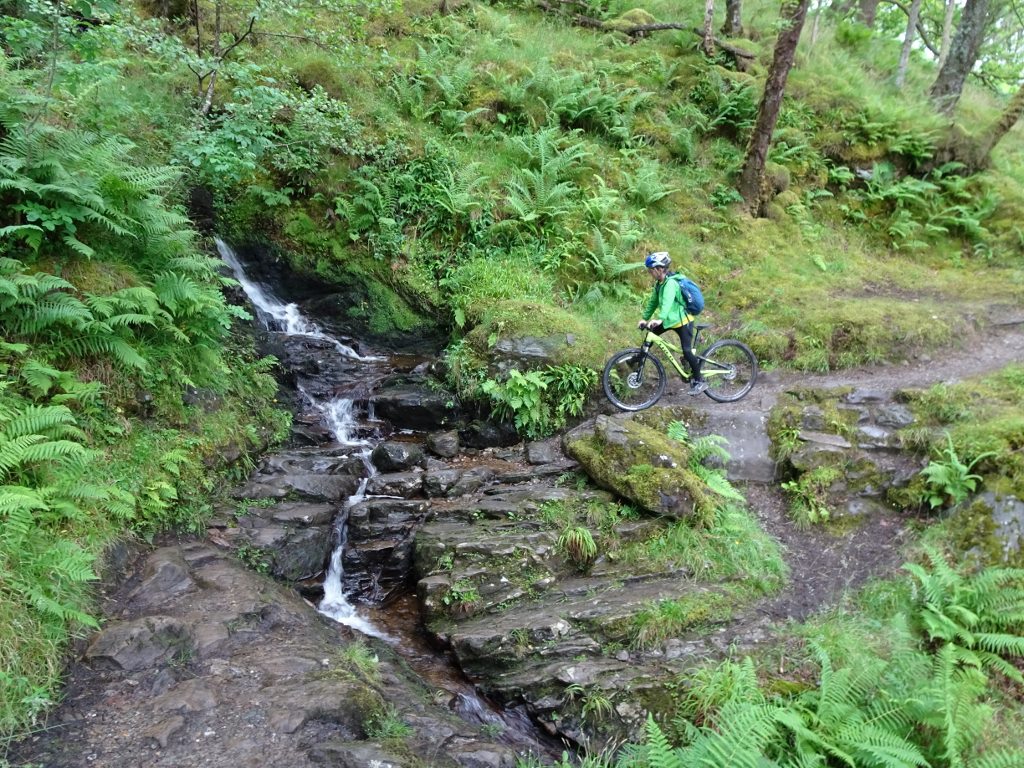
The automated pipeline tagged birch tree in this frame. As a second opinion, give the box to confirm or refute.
[895,0,923,87]
[702,0,717,56]
[722,0,743,36]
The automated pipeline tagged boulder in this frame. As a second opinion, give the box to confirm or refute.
[371,383,462,431]
[371,441,425,473]
[564,415,714,525]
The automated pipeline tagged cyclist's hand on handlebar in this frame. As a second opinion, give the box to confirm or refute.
[637,320,648,329]
[647,320,662,330]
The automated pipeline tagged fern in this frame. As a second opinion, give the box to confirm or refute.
[904,547,1024,682]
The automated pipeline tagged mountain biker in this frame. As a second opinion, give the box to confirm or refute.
[637,251,707,395]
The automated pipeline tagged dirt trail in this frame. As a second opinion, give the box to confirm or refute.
[665,318,1024,645]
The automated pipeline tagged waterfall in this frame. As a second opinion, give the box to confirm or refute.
[214,238,377,363]
[215,238,384,636]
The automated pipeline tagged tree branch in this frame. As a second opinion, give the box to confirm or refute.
[882,0,938,55]
[218,15,256,63]
[534,0,755,64]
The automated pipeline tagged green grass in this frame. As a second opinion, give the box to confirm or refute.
[616,503,787,588]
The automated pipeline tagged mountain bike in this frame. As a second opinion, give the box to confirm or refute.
[602,323,758,411]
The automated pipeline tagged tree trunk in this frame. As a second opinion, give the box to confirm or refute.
[809,0,823,48]
[929,0,990,115]
[722,0,743,36]
[936,0,956,71]
[895,0,922,88]
[738,0,810,215]
[857,0,880,25]
[973,81,1024,168]
[702,0,716,56]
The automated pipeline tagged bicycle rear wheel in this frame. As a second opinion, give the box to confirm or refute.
[701,340,758,402]
[602,348,666,411]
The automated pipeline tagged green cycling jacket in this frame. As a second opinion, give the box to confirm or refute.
[642,276,689,329]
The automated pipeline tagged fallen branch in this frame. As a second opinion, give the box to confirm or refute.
[534,0,755,67]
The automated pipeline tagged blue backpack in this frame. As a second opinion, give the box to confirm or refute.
[672,273,704,315]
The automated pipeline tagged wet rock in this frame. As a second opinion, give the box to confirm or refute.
[235,473,360,502]
[143,714,186,749]
[239,525,332,581]
[963,491,1024,563]
[152,678,218,713]
[856,425,894,449]
[307,741,407,767]
[525,439,561,465]
[800,405,826,430]
[348,499,430,539]
[460,420,520,449]
[845,388,886,404]
[490,334,575,374]
[85,616,192,671]
[371,383,462,431]
[875,403,915,428]
[428,430,460,458]
[263,679,371,736]
[564,415,701,521]
[128,547,195,608]
[372,441,425,472]
[445,738,518,768]
[366,471,424,498]
[268,502,338,527]
[424,468,463,497]
[697,408,777,483]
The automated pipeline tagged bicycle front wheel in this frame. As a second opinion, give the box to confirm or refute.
[602,348,667,411]
[701,340,758,403]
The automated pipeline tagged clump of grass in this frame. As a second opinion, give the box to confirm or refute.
[557,524,598,569]
[617,503,787,589]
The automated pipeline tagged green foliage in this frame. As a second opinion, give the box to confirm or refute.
[565,683,615,724]
[919,433,996,510]
[782,465,842,526]
[182,77,365,202]
[442,579,480,611]
[842,162,997,252]
[666,421,745,506]
[557,525,598,569]
[482,369,551,439]
[904,546,1024,684]
[236,543,272,574]
[481,364,596,439]
[364,703,412,740]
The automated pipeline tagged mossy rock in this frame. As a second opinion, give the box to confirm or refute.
[946,493,1024,567]
[465,300,602,370]
[564,415,717,526]
[605,8,657,31]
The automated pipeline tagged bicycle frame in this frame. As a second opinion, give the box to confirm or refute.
[641,327,730,382]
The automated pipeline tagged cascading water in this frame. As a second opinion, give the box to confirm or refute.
[215,238,383,634]
[215,239,564,759]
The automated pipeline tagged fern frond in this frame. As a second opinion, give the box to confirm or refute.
[1,403,78,439]
[967,748,1024,768]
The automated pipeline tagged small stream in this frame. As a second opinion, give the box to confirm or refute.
[216,239,564,758]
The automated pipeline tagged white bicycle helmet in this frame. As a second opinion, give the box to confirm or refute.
[644,251,671,269]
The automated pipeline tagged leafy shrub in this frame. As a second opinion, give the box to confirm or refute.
[919,433,995,510]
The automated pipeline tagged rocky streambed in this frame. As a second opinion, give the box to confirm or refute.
[15,378,977,767]
[12,248,1024,767]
